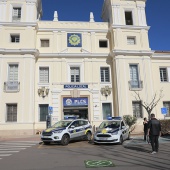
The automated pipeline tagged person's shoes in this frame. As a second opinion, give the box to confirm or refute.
[150,151,157,154]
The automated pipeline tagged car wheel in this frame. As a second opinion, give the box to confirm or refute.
[86,131,92,141]
[43,142,50,145]
[119,136,123,145]
[61,134,70,146]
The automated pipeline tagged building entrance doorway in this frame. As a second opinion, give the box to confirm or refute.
[63,108,88,119]
[63,97,89,120]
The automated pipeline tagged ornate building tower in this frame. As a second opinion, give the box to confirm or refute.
[0,0,42,135]
[102,0,154,119]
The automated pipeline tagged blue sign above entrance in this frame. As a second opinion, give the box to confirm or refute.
[63,97,88,107]
[64,84,88,89]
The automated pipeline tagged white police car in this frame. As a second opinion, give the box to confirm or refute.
[41,119,93,145]
[94,117,129,144]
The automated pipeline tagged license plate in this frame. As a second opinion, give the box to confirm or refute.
[43,136,50,138]
[99,137,108,140]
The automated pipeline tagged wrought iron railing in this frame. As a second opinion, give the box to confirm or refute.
[4,81,20,92]
[128,80,143,90]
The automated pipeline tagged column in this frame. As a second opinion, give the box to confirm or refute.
[113,4,121,25]
[26,2,35,22]
[91,90,100,120]
[0,1,7,22]
[51,88,61,122]
[137,5,147,26]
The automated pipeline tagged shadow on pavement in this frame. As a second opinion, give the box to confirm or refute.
[124,145,150,153]
[161,134,170,139]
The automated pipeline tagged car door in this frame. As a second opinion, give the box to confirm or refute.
[78,120,87,137]
[68,120,81,139]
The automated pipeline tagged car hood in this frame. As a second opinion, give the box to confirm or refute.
[96,128,119,134]
[44,127,66,133]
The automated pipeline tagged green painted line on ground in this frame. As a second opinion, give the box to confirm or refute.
[84,160,115,168]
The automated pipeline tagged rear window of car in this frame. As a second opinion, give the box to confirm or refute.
[99,121,120,129]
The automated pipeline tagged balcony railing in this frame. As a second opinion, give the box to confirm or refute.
[128,80,143,90]
[4,81,20,92]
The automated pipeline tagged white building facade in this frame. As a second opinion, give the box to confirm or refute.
[0,0,169,136]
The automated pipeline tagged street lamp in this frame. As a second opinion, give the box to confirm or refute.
[38,87,49,98]
[101,86,112,97]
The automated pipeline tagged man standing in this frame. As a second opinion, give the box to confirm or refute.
[147,113,161,154]
[143,117,148,141]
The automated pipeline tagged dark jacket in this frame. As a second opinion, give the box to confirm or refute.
[148,118,161,136]
[143,121,148,132]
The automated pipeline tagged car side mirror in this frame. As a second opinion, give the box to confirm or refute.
[122,126,125,129]
[70,125,75,129]
[96,127,99,131]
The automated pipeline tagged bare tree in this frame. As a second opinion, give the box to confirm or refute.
[133,89,164,119]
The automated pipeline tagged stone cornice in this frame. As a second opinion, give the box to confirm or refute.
[0,22,37,27]
[0,48,39,56]
[111,25,150,30]
[38,28,108,33]
[38,53,109,58]
[111,50,154,56]
[152,53,170,59]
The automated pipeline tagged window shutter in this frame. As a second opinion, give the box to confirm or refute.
[130,65,139,88]
[7,104,17,122]
[160,68,167,82]
[13,8,18,16]
[39,67,49,83]
[100,67,110,82]
[127,38,135,45]
[40,104,48,121]
[70,67,80,82]
[9,64,18,81]
[132,101,142,118]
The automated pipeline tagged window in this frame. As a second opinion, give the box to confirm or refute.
[100,67,110,82]
[70,67,80,82]
[41,40,49,47]
[102,103,112,120]
[13,7,21,21]
[127,37,136,45]
[6,104,17,122]
[125,11,133,25]
[4,64,19,92]
[71,120,80,127]
[39,67,49,83]
[163,102,170,117]
[160,68,168,82]
[129,65,139,88]
[99,40,108,48]
[132,101,142,118]
[39,104,48,121]
[8,64,18,81]
[11,34,20,43]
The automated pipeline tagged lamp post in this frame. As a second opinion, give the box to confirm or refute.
[101,86,112,97]
[38,87,49,98]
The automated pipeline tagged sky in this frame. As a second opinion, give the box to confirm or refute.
[41,0,170,51]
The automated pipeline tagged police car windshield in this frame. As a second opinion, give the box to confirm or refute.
[52,120,72,128]
[99,121,120,129]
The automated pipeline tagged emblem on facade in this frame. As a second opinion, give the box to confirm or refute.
[67,33,82,47]
[69,34,81,46]
[66,99,72,105]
